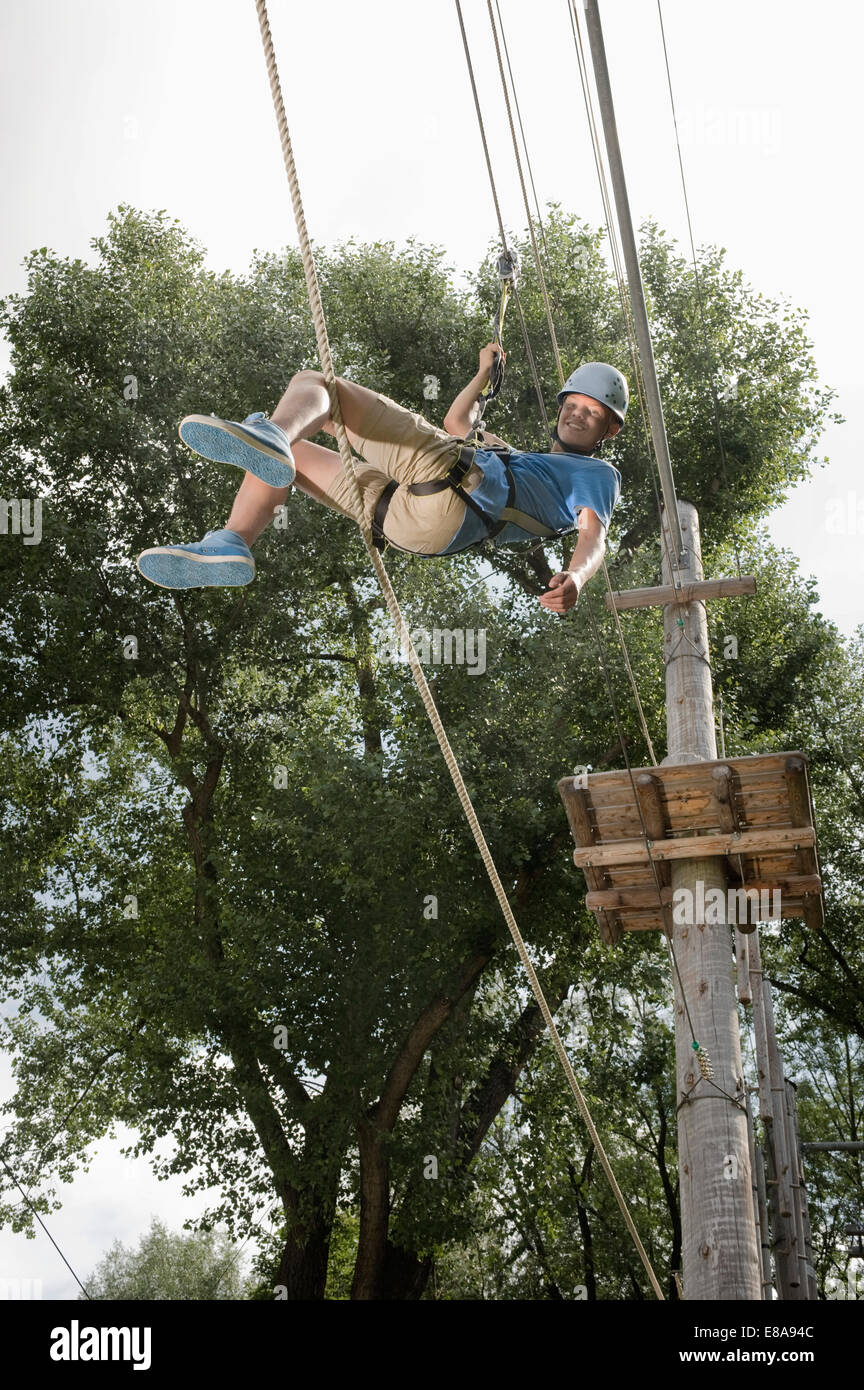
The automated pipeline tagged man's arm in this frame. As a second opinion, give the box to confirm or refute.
[538,508,607,615]
[442,343,503,437]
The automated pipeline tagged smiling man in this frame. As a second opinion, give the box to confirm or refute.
[136,345,626,615]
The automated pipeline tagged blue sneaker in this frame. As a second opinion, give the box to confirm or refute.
[136,529,255,589]
[178,411,296,489]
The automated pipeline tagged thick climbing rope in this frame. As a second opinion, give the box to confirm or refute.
[253,0,664,1301]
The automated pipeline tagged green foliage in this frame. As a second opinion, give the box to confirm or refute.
[0,203,858,1299]
[80,1216,246,1300]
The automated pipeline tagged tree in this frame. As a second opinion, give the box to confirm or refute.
[0,202,852,1298]
[80,1217,246,1300]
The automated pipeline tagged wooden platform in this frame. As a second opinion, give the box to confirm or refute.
[557,753,824,945]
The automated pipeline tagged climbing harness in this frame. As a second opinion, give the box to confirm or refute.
[370,437,575,557]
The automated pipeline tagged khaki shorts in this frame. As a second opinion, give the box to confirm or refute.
[316,391,484,555]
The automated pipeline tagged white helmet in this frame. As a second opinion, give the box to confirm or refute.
[556,362,628,425]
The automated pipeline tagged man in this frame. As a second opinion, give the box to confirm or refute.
[136,346,626,615]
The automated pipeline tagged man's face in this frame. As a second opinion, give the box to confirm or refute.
[557,392,616,450]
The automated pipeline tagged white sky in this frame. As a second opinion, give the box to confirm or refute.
[1,0,863,1297]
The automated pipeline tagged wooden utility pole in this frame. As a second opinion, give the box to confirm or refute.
[660,502,761,1298]
[567,0,826,1299]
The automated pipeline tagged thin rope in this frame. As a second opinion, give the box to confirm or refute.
[486,0,731,1130]
[461,0,701,1029]
[555,0,725,1061]
[493,0,575,367]
[459,0,659,763]
[486,0,565,384]
[656,0,743,579]
[0,1151,91,1298]
[465,0,708,1069]
[453,0,550,440]
[255,0,664,1301]
[565,0,686,597]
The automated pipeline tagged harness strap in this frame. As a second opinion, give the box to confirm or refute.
[372,480,400,552]
[498,505,571,538]
[371,440,571,553]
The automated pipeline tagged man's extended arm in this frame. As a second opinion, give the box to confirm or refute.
[443,343,504,438]
[538,508,607,615]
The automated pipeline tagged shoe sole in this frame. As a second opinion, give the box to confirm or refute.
[179,415,296,489]
[137,548,255,590]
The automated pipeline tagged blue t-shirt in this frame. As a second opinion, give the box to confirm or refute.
[439,447,622,553]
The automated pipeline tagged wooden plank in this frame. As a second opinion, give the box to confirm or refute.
[586,885,670,910]
[584,809,799,842]
[560,783,622,944]
[559,752,809,792]
[708,764,740,832]
[572,824,816,868]
[784,756,824,931]
[585,874,823,912]
[604,575,757,611]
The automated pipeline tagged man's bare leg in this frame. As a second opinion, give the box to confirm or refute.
[225,371,387,546]
[225,442,346,546]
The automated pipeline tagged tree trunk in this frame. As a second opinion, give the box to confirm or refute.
[350,1116,391,1299]
[276,1205,332,1300]
[380,1241,434,1300]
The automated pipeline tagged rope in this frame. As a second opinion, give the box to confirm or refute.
[565,0,686,598]
[486,0,565,384]
[656,0,743,579]
[457,0,659,763]
[254,0,664,1301]
[453,0,550,441]
[459,1,696,993]
[492,0,575,367]
[558,0,722,1050]
[463,1,715,1078]
[468,0,727,1178]
[0,1151,91,1298]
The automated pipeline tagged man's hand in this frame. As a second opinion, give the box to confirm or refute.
[478,341,504,380]
[539,571,581,616]
[443,343,506,436]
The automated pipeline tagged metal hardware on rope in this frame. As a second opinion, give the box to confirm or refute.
[254,0,664,1302]
[694,1040,715,1081]
[475,249,519,434]
[486,0,565,387]
[453,0,550,442]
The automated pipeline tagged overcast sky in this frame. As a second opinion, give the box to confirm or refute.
[1,0,862,1298]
